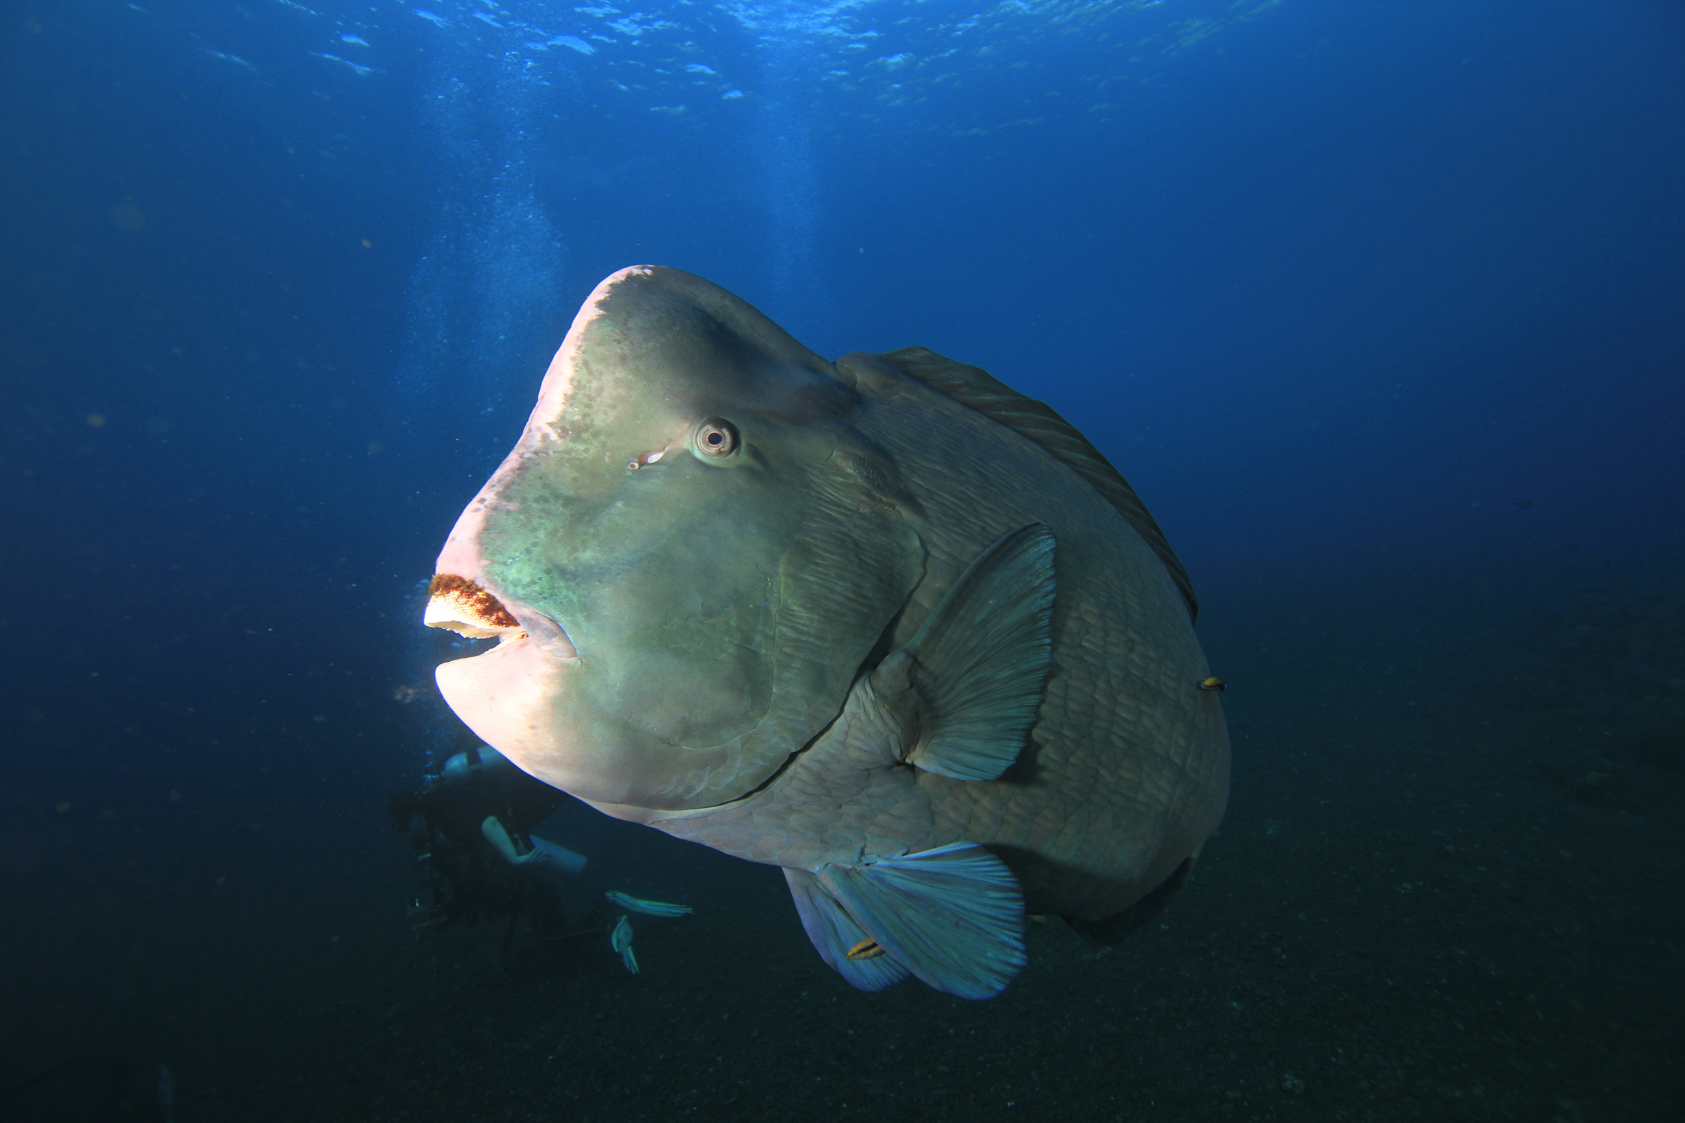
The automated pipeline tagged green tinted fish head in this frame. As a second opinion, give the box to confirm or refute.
[426,267,922,814]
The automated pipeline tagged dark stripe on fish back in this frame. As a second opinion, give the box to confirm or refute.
[877,346,1199,621]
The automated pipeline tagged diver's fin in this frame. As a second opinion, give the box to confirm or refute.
[888,523,1056,782]
[605,891,692,917]
[609,915,639,975]
[814,842,1026,1000]
[785,868,911,992]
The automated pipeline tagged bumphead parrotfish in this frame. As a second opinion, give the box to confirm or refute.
[424,266,1229,999]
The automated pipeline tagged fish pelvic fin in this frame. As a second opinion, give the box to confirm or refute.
[785,867,911,992]
[881,522,1056,783]
[804,842,1026,1000]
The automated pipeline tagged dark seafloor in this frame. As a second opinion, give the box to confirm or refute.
[5,567,1680,1123]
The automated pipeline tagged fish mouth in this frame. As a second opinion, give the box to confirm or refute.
[424,573,579,659]
[425,573,524,639]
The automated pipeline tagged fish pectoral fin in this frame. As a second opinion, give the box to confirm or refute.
[784,868,911,992]
[814,842,1027,1000]
[891,523,1056,782]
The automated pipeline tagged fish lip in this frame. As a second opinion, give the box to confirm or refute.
[424,573,579,660]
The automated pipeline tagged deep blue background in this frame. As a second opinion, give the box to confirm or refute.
[1,0,1681,1082]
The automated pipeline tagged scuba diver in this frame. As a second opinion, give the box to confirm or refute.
[390,742,690,974]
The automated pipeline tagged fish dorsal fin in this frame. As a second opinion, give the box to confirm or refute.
[877,346,1198,622]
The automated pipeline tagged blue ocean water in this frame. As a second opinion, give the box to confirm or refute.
[1,0,1682,1118]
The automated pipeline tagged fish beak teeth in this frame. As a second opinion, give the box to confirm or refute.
[424,574,526,643]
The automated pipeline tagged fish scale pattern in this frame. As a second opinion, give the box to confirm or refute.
[881,345,1199,621]
[857,365,1228,919]
[651,346,1226,921]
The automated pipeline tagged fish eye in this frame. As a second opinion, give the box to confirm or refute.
[693,418,738,458]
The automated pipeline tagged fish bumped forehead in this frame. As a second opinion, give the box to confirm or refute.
[532,267,853,461]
